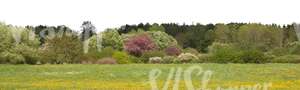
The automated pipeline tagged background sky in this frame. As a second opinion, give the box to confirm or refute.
[0,0,299,32]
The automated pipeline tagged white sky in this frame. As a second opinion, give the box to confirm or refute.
[0,0,300,32]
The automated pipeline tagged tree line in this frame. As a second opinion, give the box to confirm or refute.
[1,21,300,64]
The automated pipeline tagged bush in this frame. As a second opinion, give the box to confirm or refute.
[141,50,166,63]
[191,54,210,63]
[0,23,41,64]
[0,23,14,53]
[89,29,123,50]
[238,50,268,63]
[287,42,300,55]
[13,44,40,64]
[112,51,131,64]
[165,46,181,56]
[209,43,268,63]
[96,57,117,64]
[162,56,176,64]
[2,52,26,64]
[183,48,200,55]
[267,47,289,56]
[128,55,143,63]
[272,55,300,63]
[149,57,162,64]
[177,53,198,63]
[208,43,240,63]
[78,47,117,64]
[98,47,116,58]
[124,33,156,56]
[147,31,178,50]
[41,35,83,64]
[0,52,6,64]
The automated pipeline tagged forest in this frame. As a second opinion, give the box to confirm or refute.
[1,22,300,64]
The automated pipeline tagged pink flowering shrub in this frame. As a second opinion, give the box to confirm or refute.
[124,34,156,56]
[165,46,181,56]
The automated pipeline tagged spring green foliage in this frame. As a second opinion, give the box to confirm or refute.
[147,31,178,50]
[287,41,300,55]
[98,29,123,50]
[214,24,236,43]
[236,24,284,51]
[208,43,269,63]
[208,43,240,63]
[272,55,300,63]
[0,23,40,64]
[112,51,131,64]
[149,23,165,32]
[41,35,83,64]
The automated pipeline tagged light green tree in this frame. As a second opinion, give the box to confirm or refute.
[147,31,178,50]
[214,24,236,43]
[149,23,165,32]
[0,23,40,64]
[237,24,284,51]
[89,28,123,51]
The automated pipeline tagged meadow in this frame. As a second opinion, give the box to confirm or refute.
[0,64,299,90]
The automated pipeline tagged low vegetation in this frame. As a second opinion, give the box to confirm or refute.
[0,64,299,90]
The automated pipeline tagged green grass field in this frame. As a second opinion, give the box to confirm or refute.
[0,64,299,90]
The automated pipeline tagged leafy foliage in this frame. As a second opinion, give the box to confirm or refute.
[238,49,268,63]
[208,43,241,63]
[236,24,284,51]
[89,29,123,51]
[0,23,41,64]
[272,55,300,63]
[42,35,83,64]
[214,24,237,43]
[287,41,300,55]
[149,23,165,32]
[147,31,178,50]
[112,51,131,64]
[101,29,123,50]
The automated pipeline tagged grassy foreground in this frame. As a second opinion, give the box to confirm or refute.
[0,64,299,90]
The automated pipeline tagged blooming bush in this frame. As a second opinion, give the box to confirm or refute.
[165,46,181,56]
[141,50,165,63]
[177,53,198,63]
[124,34,156,56]
[149,57,162,64]
[0,23,41,64]
[89,29,124,50]
[184,48,199,55]
[147,31,178,50]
